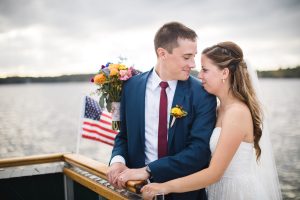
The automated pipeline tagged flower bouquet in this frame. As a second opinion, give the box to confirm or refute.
[91,62,140,131]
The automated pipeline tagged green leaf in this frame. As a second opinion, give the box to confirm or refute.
[99,95,105,109]
[106,101,112,112]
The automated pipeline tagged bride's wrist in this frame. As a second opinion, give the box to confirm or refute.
[162,182,172,194]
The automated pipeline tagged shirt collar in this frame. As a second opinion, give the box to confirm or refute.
[149,68,177,91]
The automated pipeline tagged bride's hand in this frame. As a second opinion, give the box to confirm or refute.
[141,183,169,200]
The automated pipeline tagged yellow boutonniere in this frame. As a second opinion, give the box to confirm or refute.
[170,105,187,127]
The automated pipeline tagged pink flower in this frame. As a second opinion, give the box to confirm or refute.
[119,69,133,80]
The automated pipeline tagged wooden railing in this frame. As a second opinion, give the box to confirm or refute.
[0,153,64,168]
[0,153,144,200]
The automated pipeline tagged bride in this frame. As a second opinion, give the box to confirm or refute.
[141,41,282,200]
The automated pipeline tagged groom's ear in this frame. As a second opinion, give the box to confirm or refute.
[157,47,167,59]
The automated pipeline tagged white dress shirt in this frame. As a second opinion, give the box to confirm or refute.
[110,69,177,165]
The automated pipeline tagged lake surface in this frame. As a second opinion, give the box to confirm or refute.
[0,79,299,199]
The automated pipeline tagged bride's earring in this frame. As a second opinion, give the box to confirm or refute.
[222,78,225,83]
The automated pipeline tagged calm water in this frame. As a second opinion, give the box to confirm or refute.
[0,79,299,199]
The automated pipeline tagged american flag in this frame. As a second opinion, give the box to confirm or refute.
[81,96,118,146]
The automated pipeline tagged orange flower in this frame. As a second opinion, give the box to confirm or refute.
[94,73,106,84]
[110,68,119,76]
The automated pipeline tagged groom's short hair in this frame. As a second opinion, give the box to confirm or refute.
[154,22,197,55]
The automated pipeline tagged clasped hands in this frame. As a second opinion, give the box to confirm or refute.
[107,162,149,189]
[107,163,169,200]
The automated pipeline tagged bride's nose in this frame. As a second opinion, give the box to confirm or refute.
[198,71,203,80]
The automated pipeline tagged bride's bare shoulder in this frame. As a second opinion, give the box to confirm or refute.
[224,103,251,122]
[229,102,249,111]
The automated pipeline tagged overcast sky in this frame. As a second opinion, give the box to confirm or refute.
[0,0,299,77]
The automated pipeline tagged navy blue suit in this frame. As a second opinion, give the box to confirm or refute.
[111,69,216,200]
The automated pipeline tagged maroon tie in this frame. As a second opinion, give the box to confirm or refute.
[158,81,169,158]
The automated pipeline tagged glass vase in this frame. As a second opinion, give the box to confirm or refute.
[111,102,121,131]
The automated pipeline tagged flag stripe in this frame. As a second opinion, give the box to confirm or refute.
[82,123,117,139]
[101,112,112,119]
[83,121,118,134]
[82,135,114,146]
[82,127,116,140]
[83,117,113,130]
[99,119,112,126]
[82,130,114,145]
[82,129,115,143]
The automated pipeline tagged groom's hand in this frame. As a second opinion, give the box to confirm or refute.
[115,167,150,188]
[107,162,128,189]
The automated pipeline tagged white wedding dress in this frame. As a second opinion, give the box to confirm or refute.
[207,127,269,200]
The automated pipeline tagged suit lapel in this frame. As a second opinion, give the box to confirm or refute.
[137,69,153,145]
[168,80,188,146]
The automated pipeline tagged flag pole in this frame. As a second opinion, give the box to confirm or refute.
[76,95,87,154]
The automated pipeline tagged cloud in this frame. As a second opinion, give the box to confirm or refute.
[0,0,299,76]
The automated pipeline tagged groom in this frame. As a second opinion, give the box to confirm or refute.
[107,22,216,200]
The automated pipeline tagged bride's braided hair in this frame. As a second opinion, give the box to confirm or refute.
[202,41,262,160]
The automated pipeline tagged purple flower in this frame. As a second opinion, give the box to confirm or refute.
[102,67,110,77]
[130,67,141,76]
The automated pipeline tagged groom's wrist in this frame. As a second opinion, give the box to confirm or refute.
[145,165,153,182]
[145,165,152,177]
